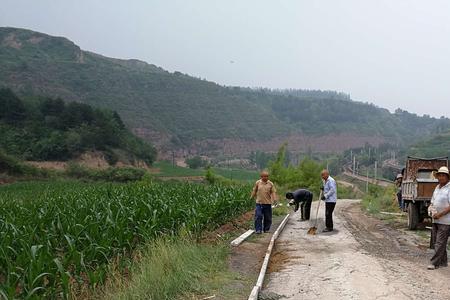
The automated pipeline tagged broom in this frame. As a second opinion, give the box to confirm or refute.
[307,189,323,235]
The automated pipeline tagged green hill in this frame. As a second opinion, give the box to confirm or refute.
[407,131,450,158]
[1,27,449,154]
[0,88,156,164]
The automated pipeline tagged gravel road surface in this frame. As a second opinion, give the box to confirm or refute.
[263,200,450,300]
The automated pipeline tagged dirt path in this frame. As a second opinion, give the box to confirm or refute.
[263,200,450,300]
[342,171,393,187]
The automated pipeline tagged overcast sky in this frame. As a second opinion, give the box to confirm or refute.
[1,0,450,117]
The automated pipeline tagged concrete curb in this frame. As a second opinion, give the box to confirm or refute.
[231,229,255,247]
[248,213,290,300]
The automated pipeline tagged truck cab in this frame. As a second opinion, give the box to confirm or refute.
[401,156,448,230]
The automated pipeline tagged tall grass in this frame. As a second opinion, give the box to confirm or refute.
[104,238,229,300]
[338,185,363,199]
[361,185,398,214]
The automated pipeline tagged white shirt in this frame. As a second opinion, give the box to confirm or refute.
[430,182,450,225]
[323,176,337,203]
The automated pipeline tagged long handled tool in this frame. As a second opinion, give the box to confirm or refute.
[307,190,323,235]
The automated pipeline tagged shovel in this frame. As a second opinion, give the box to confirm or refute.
[307,190,323,235]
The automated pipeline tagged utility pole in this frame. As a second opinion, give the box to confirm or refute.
[353,156,356,175]
[172,150,175,168]
[366,169,369,193]
[227,150,233,180]
[374,161,378,181]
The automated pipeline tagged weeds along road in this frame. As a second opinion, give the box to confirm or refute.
[262,200,450,300]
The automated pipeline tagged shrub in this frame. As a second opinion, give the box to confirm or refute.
[65,163,146,182]
[185,156,207,169]
[362,185,398,214]
[0,150,45,176]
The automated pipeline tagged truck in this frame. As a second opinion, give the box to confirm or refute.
[402,156,448,230]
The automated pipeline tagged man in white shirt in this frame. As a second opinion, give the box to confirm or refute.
[428,166,450,270]
[320,169,337,232]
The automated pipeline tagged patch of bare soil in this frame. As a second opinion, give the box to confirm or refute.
[201,211,255,243]
[26,151,150,171]
[176,159,188,168]
[0,176,14,185]
[229,235,270,278]
[26,152,109,171]
[116,159,150,170]
[225,215,286,300]
[2,33,22,49]
[341,203,431,260]
[28,36,44,44]
[27,161,68,170]
[76,152,110,169]
[268,241,304,274]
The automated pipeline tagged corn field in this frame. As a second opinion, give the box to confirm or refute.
[0,180,252,299]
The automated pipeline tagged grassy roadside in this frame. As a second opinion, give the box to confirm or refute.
[360,185,406,225]
[361,185,398,215]
[98,205,288,300]
[100,238,233,300]
[338,184,362,199]
[359,185,450,250]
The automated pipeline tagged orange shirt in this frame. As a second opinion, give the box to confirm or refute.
[252,179,276,204]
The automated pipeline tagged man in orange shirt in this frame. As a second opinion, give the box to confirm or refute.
[251,171,277,234]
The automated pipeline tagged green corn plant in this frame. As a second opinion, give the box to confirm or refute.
[0,180,253,298]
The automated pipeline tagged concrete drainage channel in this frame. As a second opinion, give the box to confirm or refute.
[231,214,291,300]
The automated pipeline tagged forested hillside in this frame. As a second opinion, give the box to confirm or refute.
[1,27,449,155]
[407,131,450,159]
[0,88,156,164]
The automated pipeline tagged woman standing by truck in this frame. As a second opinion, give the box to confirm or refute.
[428,166,450,270]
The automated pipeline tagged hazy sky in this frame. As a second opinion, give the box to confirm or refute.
[1,0,450,117]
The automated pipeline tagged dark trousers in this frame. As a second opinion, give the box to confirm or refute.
[430,223,450,267]
[300,195,313,220]
[255,204,272,233]
[325,202,336,230]
[397,191,403,210]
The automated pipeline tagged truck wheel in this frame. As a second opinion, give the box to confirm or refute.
[408,202,419,230]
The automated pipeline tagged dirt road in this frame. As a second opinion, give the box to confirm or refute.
[262,200,450,300]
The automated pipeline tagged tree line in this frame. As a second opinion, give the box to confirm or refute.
[0,88,156,164]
